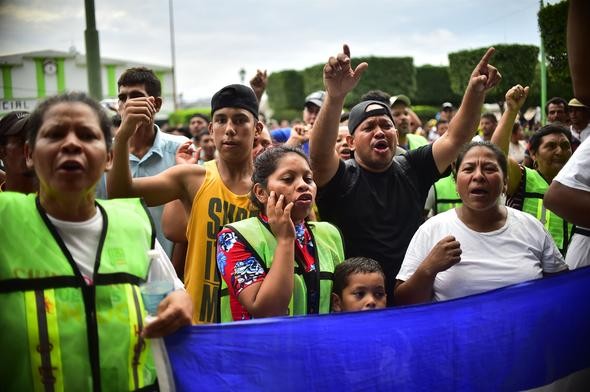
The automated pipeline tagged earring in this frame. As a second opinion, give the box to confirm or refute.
[533,160,538,169]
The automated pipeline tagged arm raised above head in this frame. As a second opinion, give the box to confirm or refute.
[310,44,367,187]
[490,85,529,196]
[108,97,205,206]
[432,48,502,173]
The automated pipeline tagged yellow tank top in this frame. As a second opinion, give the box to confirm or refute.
[185,160,255,323]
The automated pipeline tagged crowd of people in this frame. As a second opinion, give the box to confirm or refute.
[1,0,589,389]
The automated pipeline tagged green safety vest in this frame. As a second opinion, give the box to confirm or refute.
[433,175,462,215]
[407,134,429,150]
[522,167,573,255]
[220,217,344,322]
[0,192,157,391]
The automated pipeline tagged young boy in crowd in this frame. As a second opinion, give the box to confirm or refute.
[331,257,387,312]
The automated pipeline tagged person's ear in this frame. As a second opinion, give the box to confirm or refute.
[255,121,263,137]
[346,134,355,151]
[331,293,342,312]
[253,183,268,206]
[153,97,163,112]
[104,150,114,172]
[24,141,34,170]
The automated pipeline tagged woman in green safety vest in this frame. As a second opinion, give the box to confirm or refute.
[0,92,192,391]
[216,146,344,322]
[491,85,574,256]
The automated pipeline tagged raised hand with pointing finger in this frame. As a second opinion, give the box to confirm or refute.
[323,44,368,100]
[469,47,502,93]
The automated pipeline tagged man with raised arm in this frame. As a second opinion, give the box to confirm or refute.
[108,84,261,323]
[309,45,501,305]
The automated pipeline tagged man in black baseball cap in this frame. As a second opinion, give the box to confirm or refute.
[0,111,37,193]
[310,44,501,305]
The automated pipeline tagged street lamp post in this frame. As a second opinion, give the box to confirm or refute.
[169,0,178,110]
[84,0,103,101]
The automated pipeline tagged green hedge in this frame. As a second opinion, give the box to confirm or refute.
[448,44,539,103]
[266,70,305,111]
[168,107,210,127]
[412,105,439,123]
[528,62,573,109]
[414,65,460,106]
[271,108,302,123]
[269,56,417,112]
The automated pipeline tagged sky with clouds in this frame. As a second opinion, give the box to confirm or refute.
[0,0,559,102]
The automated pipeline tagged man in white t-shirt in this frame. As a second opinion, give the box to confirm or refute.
[545,137,590,269]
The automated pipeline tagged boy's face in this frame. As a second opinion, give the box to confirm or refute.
[332,272,387,312]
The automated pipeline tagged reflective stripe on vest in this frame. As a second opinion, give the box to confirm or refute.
[25,289,63,392]
[0,193,157,391]
[522,167,573,254]
[127,284,148,390]
[433,175,462,215]
[219,217,344,322]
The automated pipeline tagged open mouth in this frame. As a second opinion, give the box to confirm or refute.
[296,193,313,202]
[340,147,351,159]
[373,140,389,152]
[58,161,84,172]
[294,193,313,206]
[469,188,488,196]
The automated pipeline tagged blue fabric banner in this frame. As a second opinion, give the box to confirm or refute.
[165,267,590,391]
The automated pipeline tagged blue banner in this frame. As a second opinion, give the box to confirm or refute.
[165,267,590,391]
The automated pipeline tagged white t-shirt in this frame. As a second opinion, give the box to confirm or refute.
[553,137,590,269]
[47,207,184,289]
[570,123,590,143]
[397,207,567,302]
[508,140,527,163]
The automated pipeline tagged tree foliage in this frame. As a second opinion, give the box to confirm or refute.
[414,65,460,106]
[538,0,569,81]
[537,0,572,99]
[448,44,539,103]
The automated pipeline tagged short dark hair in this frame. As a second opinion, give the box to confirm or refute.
[453,141,508,181]
[436,119,448,127]
[190,113,210,123]
[359,90,391,105]
[27,92,112,151]
[117,67,161,97]
[528,124,572,154]
[480,112,497,123]
[545,97,568,115]
[332,257,385,297]
[250,145,309,211]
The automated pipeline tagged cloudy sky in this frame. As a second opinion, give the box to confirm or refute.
[0,0,559,102]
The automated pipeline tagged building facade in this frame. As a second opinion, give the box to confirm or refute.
[0,49,174,119]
